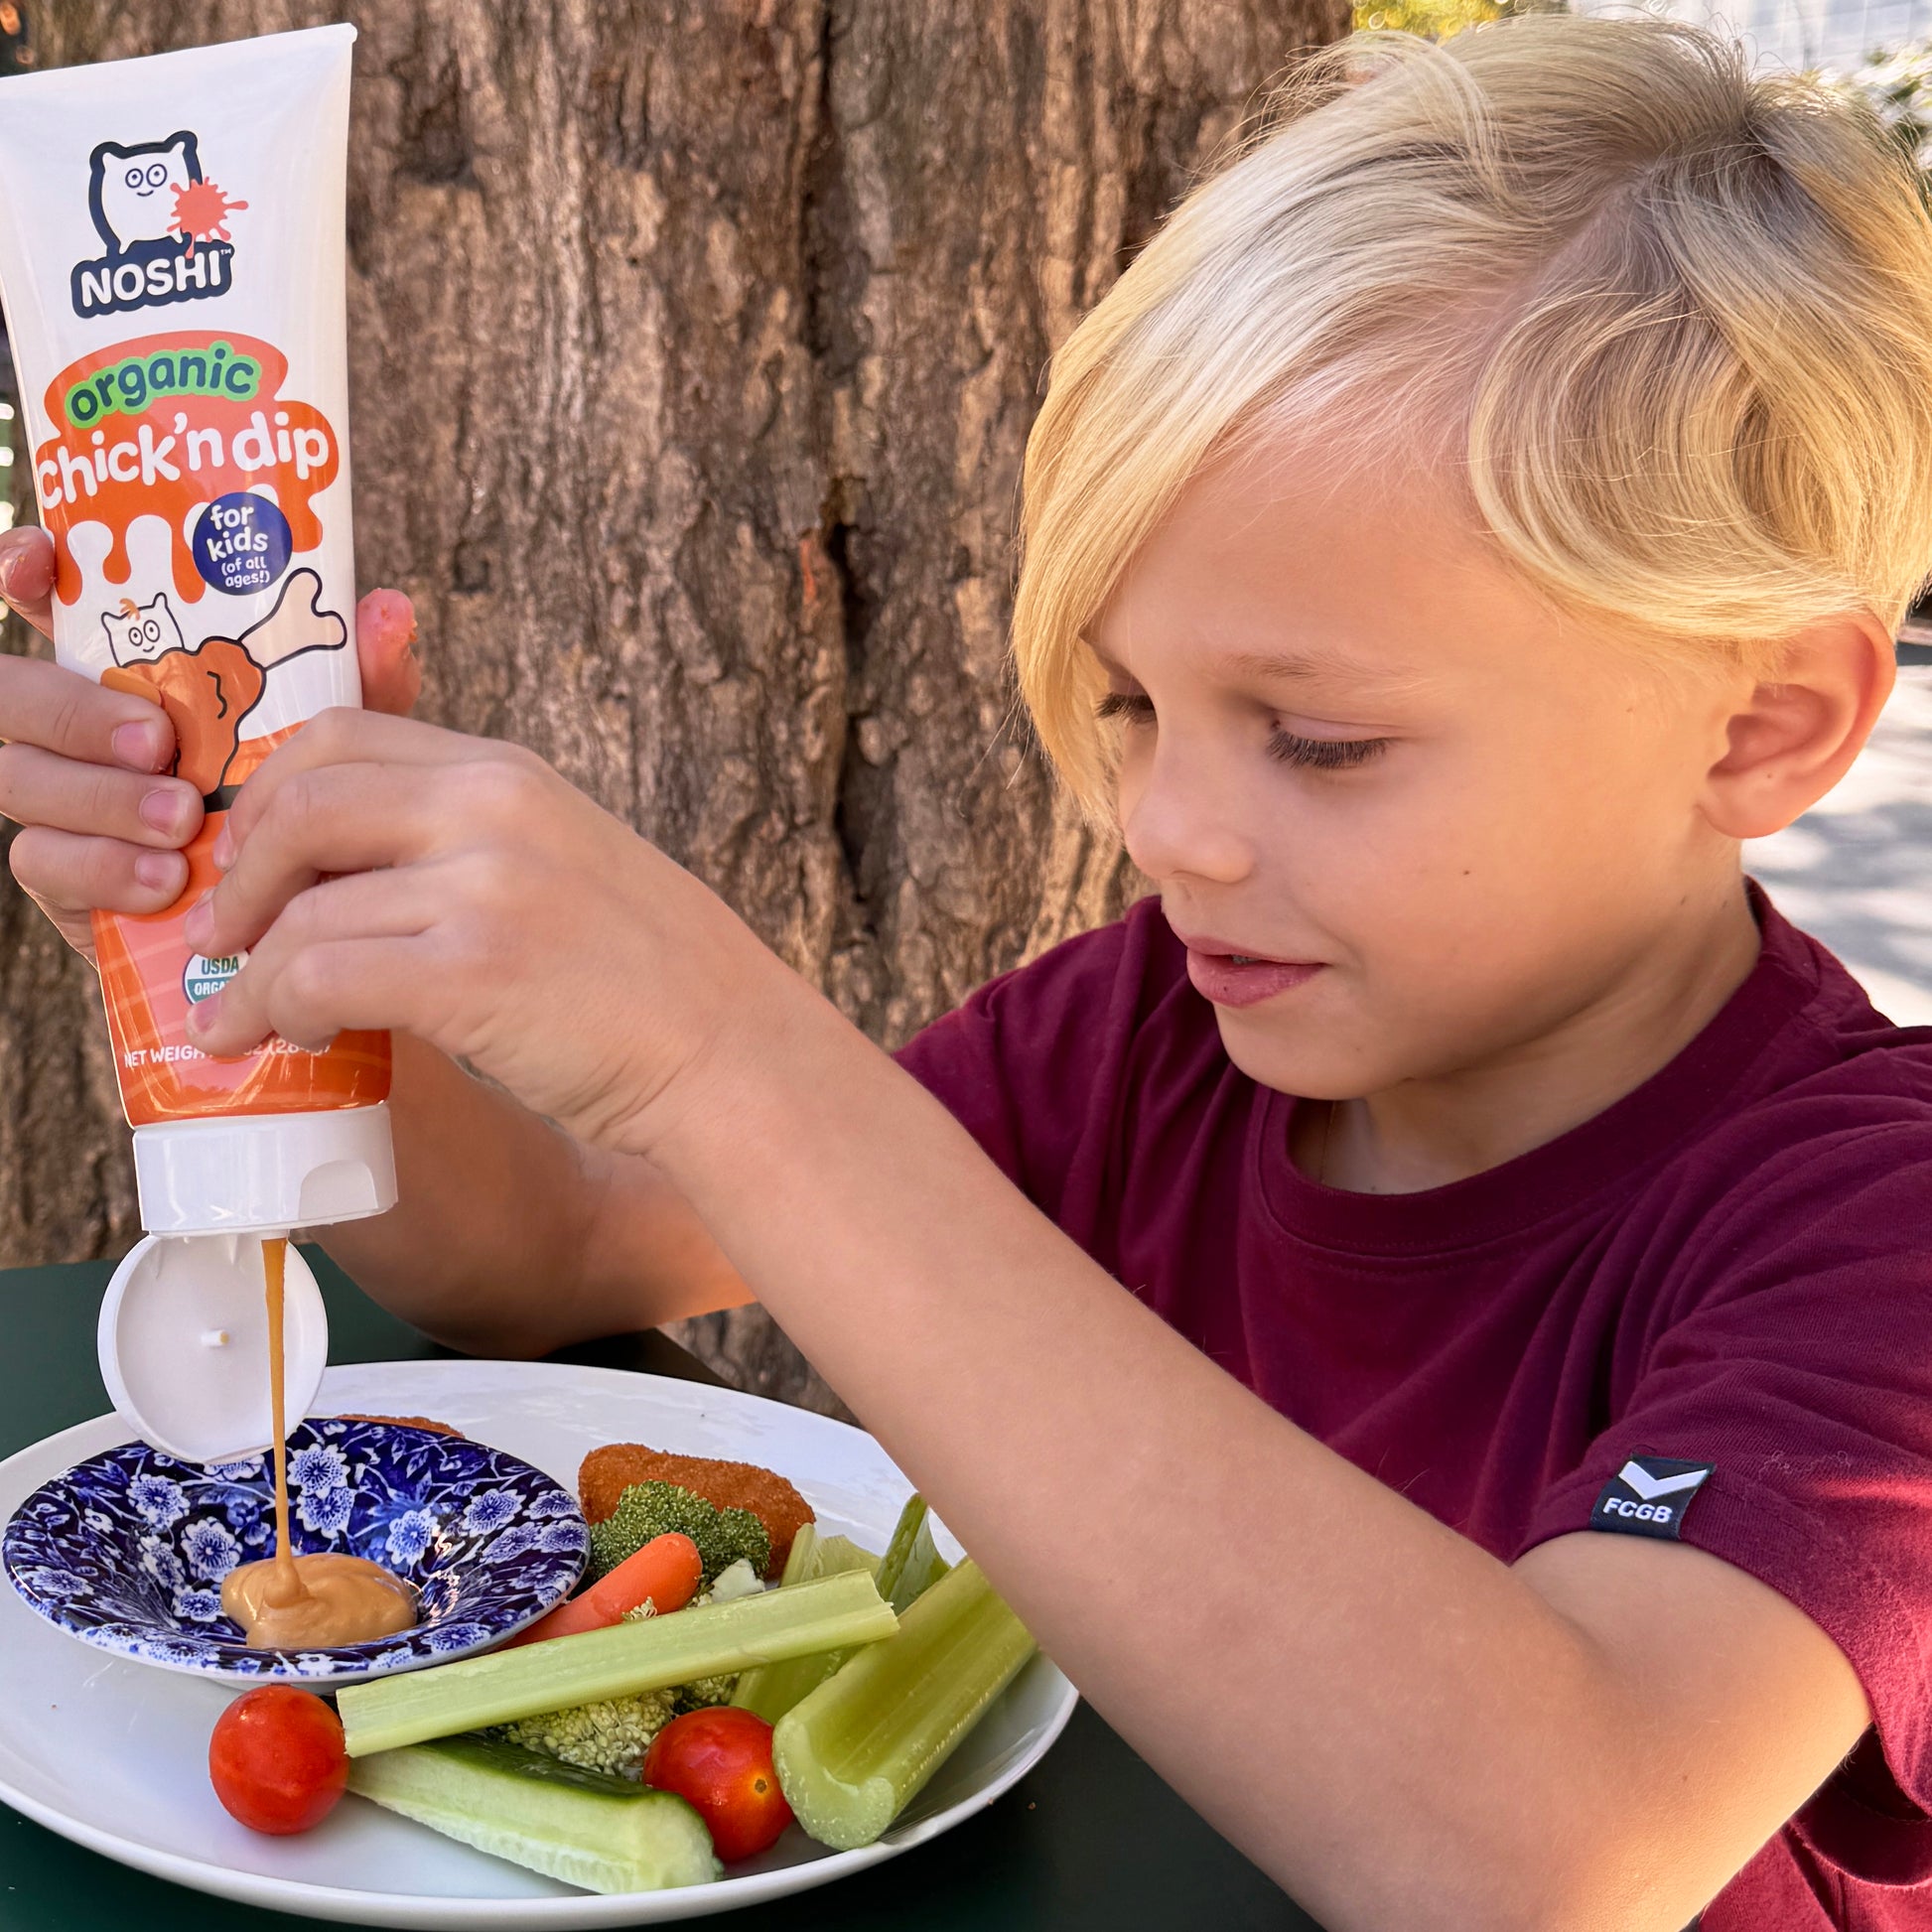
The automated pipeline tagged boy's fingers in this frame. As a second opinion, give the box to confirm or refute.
[0,742,202,845]
[232,936,431,1054]
[0,652,176,771]
[187,874,433,1056]
[0,527,57,637]
[354,589,422,718]
[9,823,191,920]
[225,708,501,852]
[197,935,430,1056]
[190,762,443,956]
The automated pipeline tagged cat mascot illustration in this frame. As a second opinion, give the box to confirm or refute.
[88,132,200,258]
[99,569,345,801]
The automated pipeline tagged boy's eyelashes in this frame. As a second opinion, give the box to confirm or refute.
[1094,689,1391,772]
[1266,728,1390,772]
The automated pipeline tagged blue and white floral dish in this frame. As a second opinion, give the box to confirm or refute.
[1,1416,589,1685]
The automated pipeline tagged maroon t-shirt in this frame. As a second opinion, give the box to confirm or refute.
[897,881,1932,1930]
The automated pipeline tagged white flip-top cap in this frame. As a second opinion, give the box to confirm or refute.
[132,1103,396,1238]
[97,1233,329,1464]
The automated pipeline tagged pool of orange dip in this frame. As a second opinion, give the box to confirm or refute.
[219,1549,417,1648]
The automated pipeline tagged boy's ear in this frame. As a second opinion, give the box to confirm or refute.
[1700,612,1895,841]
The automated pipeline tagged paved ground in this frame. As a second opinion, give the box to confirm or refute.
[1744,664,1932,1026]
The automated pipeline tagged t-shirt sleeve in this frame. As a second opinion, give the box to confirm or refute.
[1513,1124,1932,1882]
[893,903,1161,1225]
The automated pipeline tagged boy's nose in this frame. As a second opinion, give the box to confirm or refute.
[1121,746,1257,888]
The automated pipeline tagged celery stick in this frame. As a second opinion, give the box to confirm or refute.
[875,1493,945,1612]
[898,1539,950,1608]
[339,1569,896,1758]
[778,1522,826,1589]
[732,1527,885,1725]
[736,1500,945,1726]
[347,1735,719,1893]
[772,1558,1035,1851]
[815,1532,882,1580]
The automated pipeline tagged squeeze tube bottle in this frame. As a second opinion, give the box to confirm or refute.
[0,27,394,1459]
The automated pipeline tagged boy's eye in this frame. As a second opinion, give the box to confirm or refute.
[1095,689,1388,770]
[1267,728,1389,771]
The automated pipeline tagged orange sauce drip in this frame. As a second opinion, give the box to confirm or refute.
[215,1237,418,1648]
[262,1235,305,1610]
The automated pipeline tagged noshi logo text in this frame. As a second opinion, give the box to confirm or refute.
[69,131,249,319]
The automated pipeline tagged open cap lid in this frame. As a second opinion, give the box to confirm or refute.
[97,1234,328,1464]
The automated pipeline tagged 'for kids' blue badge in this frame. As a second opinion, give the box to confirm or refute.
[192,490,293,596]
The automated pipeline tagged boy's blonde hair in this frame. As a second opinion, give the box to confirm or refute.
[1013,14,1932,806]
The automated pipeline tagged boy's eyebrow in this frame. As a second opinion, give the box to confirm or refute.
[1224,646,1349,682]
[1091,640,1343,676]
[1091,636,1420,691]
[1218,645,1424,689]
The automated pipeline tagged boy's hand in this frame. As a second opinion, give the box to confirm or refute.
[0,524,422,963]
[178,710,772,1154]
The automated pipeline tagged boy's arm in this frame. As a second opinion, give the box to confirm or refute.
[317,1030,752,1358]
[175,708,1879,1929]
[645,991,1867,1932]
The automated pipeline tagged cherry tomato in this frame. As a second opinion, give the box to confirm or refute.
[207,1684,348,1835]
[643,1708,793,1862]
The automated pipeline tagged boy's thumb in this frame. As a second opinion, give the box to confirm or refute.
[353,587,422,717]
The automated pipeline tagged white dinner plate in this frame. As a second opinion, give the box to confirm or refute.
[0,1357,1077,1925]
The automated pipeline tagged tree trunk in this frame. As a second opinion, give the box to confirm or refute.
[2,0,1346,1412]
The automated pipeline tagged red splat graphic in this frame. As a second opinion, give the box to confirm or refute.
[171,177,249,258]
[35,332,339,609]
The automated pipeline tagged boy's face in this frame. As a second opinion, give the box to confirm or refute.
[1093,434,1751,1103]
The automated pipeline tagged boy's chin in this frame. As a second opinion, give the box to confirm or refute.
[1210,1005,1376,1103]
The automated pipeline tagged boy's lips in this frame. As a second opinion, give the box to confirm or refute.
[1175,933,1325,1009]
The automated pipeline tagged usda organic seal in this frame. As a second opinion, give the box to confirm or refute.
[183,952,246,1004]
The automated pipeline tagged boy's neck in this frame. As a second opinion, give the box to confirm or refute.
[1298,878,1764,1195]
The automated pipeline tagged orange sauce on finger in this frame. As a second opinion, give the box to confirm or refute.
[216,1236,419,1648]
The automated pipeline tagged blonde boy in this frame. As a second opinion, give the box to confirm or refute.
[4,15,1932,1929]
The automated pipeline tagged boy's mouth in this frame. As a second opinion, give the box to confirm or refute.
[1174,931,1325,1010]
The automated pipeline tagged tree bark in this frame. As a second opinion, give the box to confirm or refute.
[3,0,1346,1411]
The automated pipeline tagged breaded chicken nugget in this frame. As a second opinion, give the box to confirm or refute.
[579,1444,814,1577]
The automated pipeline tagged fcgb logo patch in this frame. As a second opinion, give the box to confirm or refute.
[1590,1454,1714,1541]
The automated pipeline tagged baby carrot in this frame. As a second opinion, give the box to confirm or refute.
[505,1593,609,1648]
[588,1533,703,1621]
[508,1534,704,1649]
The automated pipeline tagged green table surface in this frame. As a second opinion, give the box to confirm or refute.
[0,1254,1313,1931]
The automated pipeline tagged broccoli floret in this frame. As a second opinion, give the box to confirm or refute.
[675,1674,739,1714]
[707,1558,764,1604]
[493,1690,677,1780]
[589,1480,770,1587]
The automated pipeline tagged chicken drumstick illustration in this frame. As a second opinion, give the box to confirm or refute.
[98,567,345,799]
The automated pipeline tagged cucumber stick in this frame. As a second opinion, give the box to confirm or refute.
[772,1557,1035,1851]
[339,1568,897,1757]
[347,1735,719,1893]
[732,1525,885,1725]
